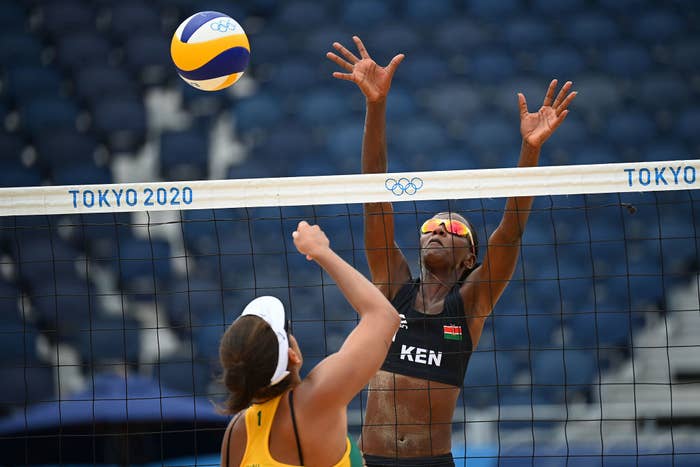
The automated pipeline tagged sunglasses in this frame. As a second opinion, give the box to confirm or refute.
[420,218,476,255]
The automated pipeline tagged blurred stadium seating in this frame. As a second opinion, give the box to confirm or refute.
[0,0,698,464]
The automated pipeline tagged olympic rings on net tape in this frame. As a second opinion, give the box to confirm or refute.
[385,177,424,196]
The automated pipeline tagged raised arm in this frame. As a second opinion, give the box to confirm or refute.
[462,80,578,332]
[327,36,409,299]
[292,221,400,408]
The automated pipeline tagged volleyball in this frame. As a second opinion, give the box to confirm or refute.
[170,11,250,91]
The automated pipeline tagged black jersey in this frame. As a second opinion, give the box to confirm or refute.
[380,279,473,387]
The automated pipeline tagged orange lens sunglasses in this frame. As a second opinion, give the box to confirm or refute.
[420,218,471,237]
[420,218,475,255]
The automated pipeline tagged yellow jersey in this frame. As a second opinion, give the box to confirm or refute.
[238,392,363,467]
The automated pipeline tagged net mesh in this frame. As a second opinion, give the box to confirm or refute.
[1,171,699,465]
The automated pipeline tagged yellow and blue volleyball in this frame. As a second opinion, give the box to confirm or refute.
[170,11,250,91]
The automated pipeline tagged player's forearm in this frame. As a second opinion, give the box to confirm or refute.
[498,141,540,242]
[362,100,388,174]
[314,247,398,322]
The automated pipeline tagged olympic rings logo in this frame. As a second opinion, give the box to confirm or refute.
[210,19,236,33]
[385,177,424,196]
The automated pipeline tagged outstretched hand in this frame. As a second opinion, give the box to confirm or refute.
[292,221,330,261]
[519,79,577,148]
[326,36,404,103]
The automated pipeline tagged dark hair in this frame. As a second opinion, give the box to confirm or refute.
[219,316,295,415]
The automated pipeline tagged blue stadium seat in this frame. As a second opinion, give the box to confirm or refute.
[390,117,448,156]
[77,316,141,367]
[0,32,43,66]
[34,128,99,172]
[599,0,650,12]
[0,2,28,32]
[633,8,685,43]
[465,0,520,20]
[304,25,352,58]
[166,278,226,330]
[39,1,95,38]
[572,143,616,164]
[602,43,652,78]
[180,208,241,256]
[266,59,318,92]
[20,96,79,134]
[642,140,688,162]
[536,46,586,79]
[544,114,588,150]
[367,23,421,61]
[0,132,24,163]
[109,2,161,39]
[383,86,418,121]
[153,353,211,396]
[0,161,42,187]
[468,115,519,152]
[232,91,285,135]
[464,351,517,407]
[31,276,103,342]
[341,0,389,30]
[324,118,363,162]
[571,75,622,116]
[638,72,690,110]
[124,32,171,86]
[567,310,632,350]
[469,49,516,83]
[671,39,700,73]
[677,107,700,144]
[9,235,81,292]
[605,111,656,147]
[0,364,55,411]
[5,65,63,103]
[160,128,209,181]
[246,31,289,65]
[61,212,132,261]
[74,65,137,106]
[503,17,554,50]
[116,237,173,298]
[404,0,455,24]
[252,122,316,164]
[396,53,450,88]
[532,0,585,16]
[191,323,227,362]
[493,313,557,351]
[55,32,111,70]
[52,164,112,186]
[91,96,146,153]
[424,81,482,122]
[276,1,328,30]
[531,349,597,403]
[297,88,354,127]
[432,18,488,56]
[565,11,619,47]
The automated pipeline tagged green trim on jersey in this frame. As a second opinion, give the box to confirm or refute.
[348,437,364,467]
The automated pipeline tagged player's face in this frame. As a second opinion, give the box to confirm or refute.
[419,213,474,255]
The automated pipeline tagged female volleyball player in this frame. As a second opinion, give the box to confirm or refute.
[219,220,400,467]
[327,36,577,466]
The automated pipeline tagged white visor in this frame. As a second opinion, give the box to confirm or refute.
[239,296,290,386]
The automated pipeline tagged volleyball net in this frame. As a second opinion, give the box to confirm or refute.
[1,159,699,465]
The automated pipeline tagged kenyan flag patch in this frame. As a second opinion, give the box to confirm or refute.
[443,325,462,341]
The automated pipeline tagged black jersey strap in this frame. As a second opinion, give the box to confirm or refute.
[289,390,304,466]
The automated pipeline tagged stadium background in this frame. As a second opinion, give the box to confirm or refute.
[0,0,699,465]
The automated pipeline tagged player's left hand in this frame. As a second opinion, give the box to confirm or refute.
[327,36,404,103]
[519,79,577,148]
